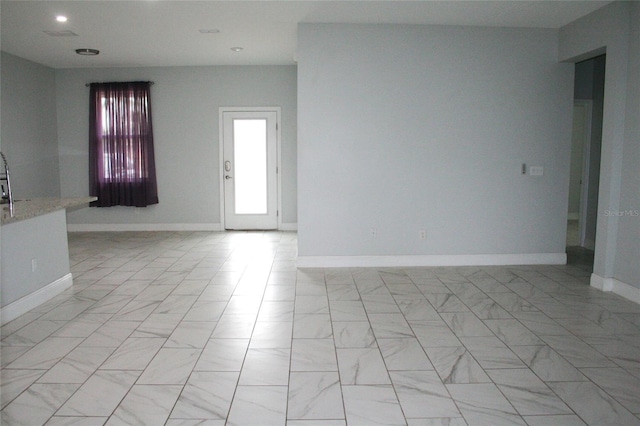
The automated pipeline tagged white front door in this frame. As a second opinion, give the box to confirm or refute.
[221,110,278,230]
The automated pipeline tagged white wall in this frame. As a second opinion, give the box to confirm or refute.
[297,24,573,264]
[56,65,297,229]
[1,52,60,199]
[560,1,640,293]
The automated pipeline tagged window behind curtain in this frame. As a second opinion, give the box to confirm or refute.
[89,81,159,207]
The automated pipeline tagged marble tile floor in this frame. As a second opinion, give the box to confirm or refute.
[2,231,640,425]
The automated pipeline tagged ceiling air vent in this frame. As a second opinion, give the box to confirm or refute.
[43,30,79,37]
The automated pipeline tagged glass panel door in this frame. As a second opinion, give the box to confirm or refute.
[222,110,278,230]
[233,119,268,214]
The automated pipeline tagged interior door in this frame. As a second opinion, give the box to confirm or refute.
[222,110,278,230]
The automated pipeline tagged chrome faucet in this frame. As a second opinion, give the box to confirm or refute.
[1,151,13,205]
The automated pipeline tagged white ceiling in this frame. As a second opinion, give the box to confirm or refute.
[1,1,611,69]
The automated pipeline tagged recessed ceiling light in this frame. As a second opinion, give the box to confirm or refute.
[230,47,243,52]
[56,15,68,23]
[198,29,220,34]
[75,48,99,56]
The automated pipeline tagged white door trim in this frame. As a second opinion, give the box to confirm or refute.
[218,107,282,230]
[574,99,593,248]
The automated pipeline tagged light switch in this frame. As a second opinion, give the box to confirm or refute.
[529,166,544,176]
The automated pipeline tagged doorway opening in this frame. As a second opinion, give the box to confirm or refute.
[566,54,605,269]
[219,108,280,230]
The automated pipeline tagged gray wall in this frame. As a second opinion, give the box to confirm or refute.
[56,65,297,228]
[614,2,640,288]
[1,210,70,308]
[560,1,640,289]
[297,24,573,259]
[1,52,60,199]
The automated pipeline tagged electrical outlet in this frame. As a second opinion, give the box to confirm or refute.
[419,229,427,240]
[370,227,377,239]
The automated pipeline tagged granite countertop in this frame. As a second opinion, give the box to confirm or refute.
[1,197,97,226]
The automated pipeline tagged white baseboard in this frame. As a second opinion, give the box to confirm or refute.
[590,273,640,305]
[68,223,296,232]
[297,253,567,268]
[68,223,223,232]
[1,273,73,325]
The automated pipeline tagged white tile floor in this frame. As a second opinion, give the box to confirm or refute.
[2,231,640,425]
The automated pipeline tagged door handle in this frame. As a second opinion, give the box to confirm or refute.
[225,175,232,180]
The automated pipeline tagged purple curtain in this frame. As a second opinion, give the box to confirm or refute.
[89,82,158,207]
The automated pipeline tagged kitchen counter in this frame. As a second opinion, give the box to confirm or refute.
[1,197,96,226]
[1,196,96,325]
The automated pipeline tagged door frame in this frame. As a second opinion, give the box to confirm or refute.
[218,106,282,230]
[573,99,593,248]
